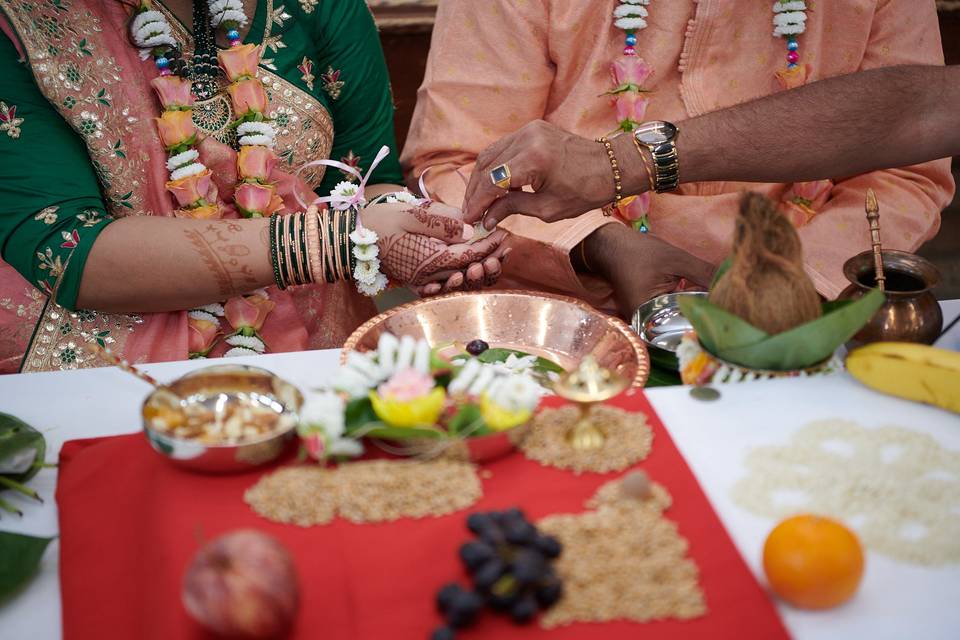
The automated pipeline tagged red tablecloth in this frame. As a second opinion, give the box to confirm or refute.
[57,392,789,640]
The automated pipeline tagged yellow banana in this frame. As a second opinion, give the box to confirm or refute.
[846,342,960,414]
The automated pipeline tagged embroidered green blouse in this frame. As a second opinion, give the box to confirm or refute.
[0,0,402,311]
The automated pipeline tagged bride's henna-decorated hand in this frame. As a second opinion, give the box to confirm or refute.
[357,201,507,288]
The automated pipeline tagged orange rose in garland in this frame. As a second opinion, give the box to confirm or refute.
[218,43,261,81]
[155,110,197,151]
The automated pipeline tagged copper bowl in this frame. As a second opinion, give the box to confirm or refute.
[342,290,649,388]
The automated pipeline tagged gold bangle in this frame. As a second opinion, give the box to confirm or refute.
[331,209,344,282]
[632,135,656,194]
[597,136,623,209]
[305,208,324,285]
[281,214,297,287]
[320,209,335,283]
[579,241,592,274]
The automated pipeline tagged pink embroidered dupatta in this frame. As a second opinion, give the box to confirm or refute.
[0,0,374,373]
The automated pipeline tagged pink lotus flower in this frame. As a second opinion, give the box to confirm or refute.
[218,43,262,82]
[614,92,649,130]
[611,57,654,89]
[225,293,275,333]
[615,193,651,222]
[188,316,220,356]
[234,182,277,217]
[166,169,215,207]
[150,75,194,109]
[155,110,196,149]
[377,368,436,401]
[228,78,268,115]
[237,145,278,183]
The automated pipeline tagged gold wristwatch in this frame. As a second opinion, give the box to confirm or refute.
[633,121,680,193]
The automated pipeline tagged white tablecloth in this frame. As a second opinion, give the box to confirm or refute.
[1,301,959,639]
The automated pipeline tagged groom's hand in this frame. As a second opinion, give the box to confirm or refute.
[463,120,643,229]
[580,225,716,319]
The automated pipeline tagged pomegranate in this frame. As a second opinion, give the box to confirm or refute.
[182,529,299,638]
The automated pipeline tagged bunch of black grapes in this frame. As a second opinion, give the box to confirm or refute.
[432,509,564,639]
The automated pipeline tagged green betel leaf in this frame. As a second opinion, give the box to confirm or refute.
[710,257,732,289]
[678,295,769,356]
[361,425,445,440]
[447,404,483,436]
[0,532,53,601]
[343,397,377,434]
[719,289,885,370]
[0,413,46,483]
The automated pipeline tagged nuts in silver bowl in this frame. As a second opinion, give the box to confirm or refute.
[142,365,303,473]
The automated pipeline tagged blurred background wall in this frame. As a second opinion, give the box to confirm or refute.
[368,0,960,299]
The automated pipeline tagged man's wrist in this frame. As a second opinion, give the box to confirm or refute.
[611,132,651,198]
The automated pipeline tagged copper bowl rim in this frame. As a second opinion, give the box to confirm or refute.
[341,289,650,389]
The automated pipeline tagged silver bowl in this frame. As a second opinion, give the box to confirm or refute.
[631,292,707,371]
[343,290,649,388]
[142,365,303,473]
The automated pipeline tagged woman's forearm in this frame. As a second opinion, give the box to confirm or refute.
[678,65,960,185]
[76,216,274,313]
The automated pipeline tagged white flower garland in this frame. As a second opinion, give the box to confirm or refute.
[614,0,652,31]
[772,0,807,37]
[208,0,248,28]
[349,220,387,297]
[225,334,266,353]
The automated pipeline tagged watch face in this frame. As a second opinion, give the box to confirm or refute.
[635,121,677,145]
[637,130,669,145]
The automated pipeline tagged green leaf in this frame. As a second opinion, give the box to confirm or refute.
[0,532,53,601]
[719,289,885,370]
[0,413,46,484]
[711,257,732,288]
[678,295,769,356]
[447,404,482,436]
[645,365,682,388]
[343,397,377,433]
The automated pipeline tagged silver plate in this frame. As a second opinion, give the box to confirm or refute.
[630,292,707,371]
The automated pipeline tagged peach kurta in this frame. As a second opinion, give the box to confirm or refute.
[402,0,954,307]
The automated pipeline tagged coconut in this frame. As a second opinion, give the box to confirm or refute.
[709,192,822,335]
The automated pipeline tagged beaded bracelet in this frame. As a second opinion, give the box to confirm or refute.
[597,136,623,210]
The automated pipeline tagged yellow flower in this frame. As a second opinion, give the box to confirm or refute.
[369,387,446,428]
[480,394,532,432]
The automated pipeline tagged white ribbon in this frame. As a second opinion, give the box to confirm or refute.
[296,145,391,211]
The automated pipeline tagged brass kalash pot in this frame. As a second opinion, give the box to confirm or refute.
[838,250,943,347]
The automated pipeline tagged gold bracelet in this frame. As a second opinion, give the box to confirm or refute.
[305,208,324,285]
[597,136,623,210]
[331,209,345,282]
[631,135,656,194]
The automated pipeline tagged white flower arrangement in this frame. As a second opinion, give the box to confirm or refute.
[196,302,225,316]
[484,374,544,414]
[208,0,249,28]
[384,190,420,205]
[188,309,219,325]
[614,4,648,18]
[298,390,364,459]
[169,162,208,181]
[225,334,266,353]
[332,181,360,201]
[167,149,200,172]
[347,220,387,297]
[333,334,432,398]
[772,1,807,37]
[352,243,379,262]
[448,354,554,398]
[130,10,177,58]
[614,16,648,30]
[237,121,276,147]
[223,346,260,358]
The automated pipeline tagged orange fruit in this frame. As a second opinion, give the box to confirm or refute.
[762,514,864,609]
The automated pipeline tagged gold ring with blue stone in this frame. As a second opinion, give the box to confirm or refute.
[489,164,512,190]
